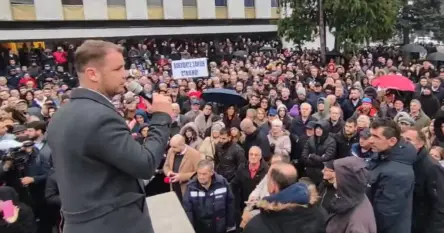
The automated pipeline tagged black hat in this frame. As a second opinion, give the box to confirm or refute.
[306,121,317,129]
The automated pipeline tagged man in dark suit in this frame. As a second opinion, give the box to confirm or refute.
[47,40,172,233]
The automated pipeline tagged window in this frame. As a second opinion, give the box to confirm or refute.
[61,0,83,5]
[183,0,196,6]
[244,0,254,7]
[215,0,227,6]
[10,0,34,4]
[271,0,279,7]
[107,0,125,6]
[147,0,162,6]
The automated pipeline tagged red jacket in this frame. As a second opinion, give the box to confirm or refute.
[53,51,68,64]
[356,105,378,118]
[19,76,37,88]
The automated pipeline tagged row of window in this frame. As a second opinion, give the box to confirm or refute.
[10,0,279,7]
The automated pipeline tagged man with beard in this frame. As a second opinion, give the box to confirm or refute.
[240,94,259,119]
[343,87,361,120]
[334,118,359,159]
[26,120,52,167]
[214,128,246,182]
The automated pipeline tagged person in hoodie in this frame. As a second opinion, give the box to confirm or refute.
[312,97,330,121]
[130,109,148,134]
[135,123,149,145]
[242,163,326,233]
[301,120,337,185]
[318,161,336,213]
[334,118,359,159]
[351,128,375,162]
[179,122,203,150]
[326,156,377,233]
[367,118,416,233]
[418,86,440,118]
[402,127,444,233]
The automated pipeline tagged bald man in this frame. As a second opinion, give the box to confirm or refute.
[240,118,271,160]
[163,135,202,202]
[267,163,298,195]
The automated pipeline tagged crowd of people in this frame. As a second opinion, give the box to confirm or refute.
[0,35,444,233]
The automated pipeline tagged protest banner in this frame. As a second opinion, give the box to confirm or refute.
[172,57,208,79]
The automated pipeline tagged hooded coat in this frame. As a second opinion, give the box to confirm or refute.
[326,157,376,233]
[366,139,416,233]
[301,121,336,185]
[312,98,330,122]
[179,122,204,150]
[243,183,326,233]
[131,109,148,133]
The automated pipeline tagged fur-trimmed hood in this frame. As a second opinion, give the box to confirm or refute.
[256,183,318,212]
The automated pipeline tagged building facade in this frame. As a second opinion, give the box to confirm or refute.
[0,0,280,41]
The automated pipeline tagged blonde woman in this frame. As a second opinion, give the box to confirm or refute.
[430,146,444,167]
[254,108,267,127]
[422,119,435,149]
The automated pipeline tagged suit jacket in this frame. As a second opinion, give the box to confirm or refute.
[47,88,171,233]
[163,146,201,195]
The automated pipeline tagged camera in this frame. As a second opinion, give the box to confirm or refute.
[2,141,35,169]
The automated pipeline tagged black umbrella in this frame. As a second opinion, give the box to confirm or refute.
[233,50,248,57]
[202,88,247,106]
[401,44,427,54]
[427,52,444,62]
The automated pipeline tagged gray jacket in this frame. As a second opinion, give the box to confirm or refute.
[47,88,171,233]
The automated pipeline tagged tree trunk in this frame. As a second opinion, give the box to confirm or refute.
[318,0,326,65]
[403,27,410,44]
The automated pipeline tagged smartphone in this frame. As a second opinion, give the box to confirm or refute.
[2,200,14,219]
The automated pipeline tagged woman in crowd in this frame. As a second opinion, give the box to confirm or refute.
[267,119,291,156]
[430,146,444,166]
[276,104,292,130]
[199,121,225,160]
[254,108,267,127]
[179,122,203,150]
[130,109,149,134]
[222,105,240,130]
[422,119,435,149]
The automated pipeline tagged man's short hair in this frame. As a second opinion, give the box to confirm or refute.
[370,118,401,141]
[197,159,214,171]
[219,127,230,136]
[269,166,298,191]
[26,120,47,134]
[345,118,357,125]
[405,127,427,143]
[74,40,123,73]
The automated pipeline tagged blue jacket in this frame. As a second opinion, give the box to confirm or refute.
[367,139,416,233]
[183,173,235,233]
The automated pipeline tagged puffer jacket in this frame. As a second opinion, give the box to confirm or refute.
[179,122,203,150]
[183,174,235,233]
[301,121,336,185]
[214,142,246,182]
[267,130,291,156]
